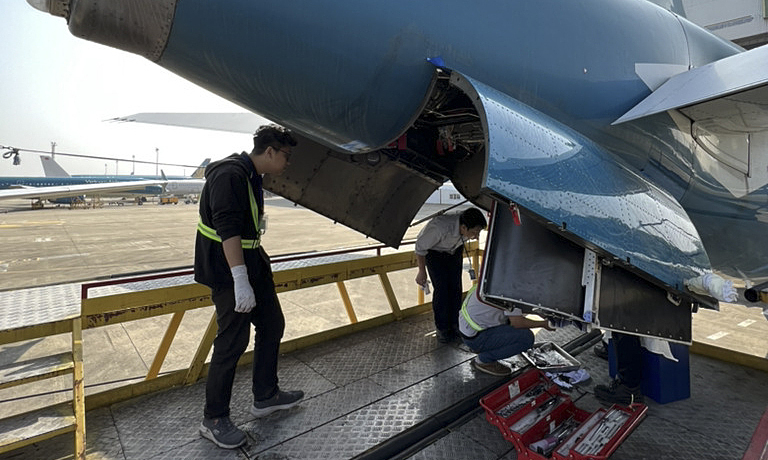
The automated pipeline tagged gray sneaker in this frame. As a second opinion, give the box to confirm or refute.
[250,389,305,417]
[471,359,512,376]
[199,416,247,449]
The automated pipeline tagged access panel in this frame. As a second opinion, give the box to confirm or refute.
[479,201,693,342]
[479,203,585,318]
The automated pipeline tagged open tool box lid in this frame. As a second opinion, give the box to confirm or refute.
[480,368,647,460]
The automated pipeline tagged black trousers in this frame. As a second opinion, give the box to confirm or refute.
[204,254,285,419]
[425,247,463,333]
[613,332,642,387]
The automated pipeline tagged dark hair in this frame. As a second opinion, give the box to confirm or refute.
[253,124,297,154]
[460,208,487,230]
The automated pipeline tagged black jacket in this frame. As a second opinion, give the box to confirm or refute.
[194,152,267,288]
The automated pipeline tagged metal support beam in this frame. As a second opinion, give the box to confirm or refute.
[336,281,358,323]
[185,312,217,385]
[379,273,402,319]
[147,311,185,380]
[72,318,85,460]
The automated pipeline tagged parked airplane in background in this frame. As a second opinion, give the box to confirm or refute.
[66,157,209,199]
[0,155,165,206]
[29,0,768,338]
[159,171,206,199]
[0,155,206,206]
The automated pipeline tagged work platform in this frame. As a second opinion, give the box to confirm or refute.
[0,286,768,460]
[0,199,766,459]
[1,307,766,460]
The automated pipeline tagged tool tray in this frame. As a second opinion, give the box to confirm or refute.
[480,368,647,460]
[522,342,581,373]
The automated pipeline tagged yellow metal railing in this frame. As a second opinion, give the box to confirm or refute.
[79,242,482,406]
[0,242,481,459]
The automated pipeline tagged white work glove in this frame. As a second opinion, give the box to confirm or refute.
[231,265,256,313]
[686,273,738,302]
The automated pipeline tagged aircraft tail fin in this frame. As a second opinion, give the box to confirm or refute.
[191,159,210,178]
[40,155,70,177]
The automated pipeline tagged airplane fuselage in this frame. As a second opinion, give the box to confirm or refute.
[0,176,154,188]
[43,0,768,281]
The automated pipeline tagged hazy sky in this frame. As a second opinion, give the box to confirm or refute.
[0,1,268,177]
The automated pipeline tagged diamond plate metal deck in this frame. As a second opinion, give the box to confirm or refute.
[0,313,766,460]
[0,284,81,331]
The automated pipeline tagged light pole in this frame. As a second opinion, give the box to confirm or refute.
[155,148,159,177]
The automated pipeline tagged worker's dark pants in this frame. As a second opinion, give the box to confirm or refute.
[613,332,642,388]
[425,247,463,334]
[204,255,285,419]
[462,325,534,363]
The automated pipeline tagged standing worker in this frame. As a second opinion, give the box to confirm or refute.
[414,207,487,343]
[459,285,554,376]
[195,124,303,449]
[593,332,644,405]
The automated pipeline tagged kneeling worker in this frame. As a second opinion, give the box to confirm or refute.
[459,285,555,376]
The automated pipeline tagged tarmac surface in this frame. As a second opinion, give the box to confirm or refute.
[0,196,767,459]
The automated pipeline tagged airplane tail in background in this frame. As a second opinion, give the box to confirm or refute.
[40,155,70,177]
[191,158,210,178]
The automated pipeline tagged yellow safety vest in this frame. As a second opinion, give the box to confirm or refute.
[197,182,261,249]
[460,285,485,333]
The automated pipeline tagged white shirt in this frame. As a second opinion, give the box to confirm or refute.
[459,288,522,338]
[414,213,464,256]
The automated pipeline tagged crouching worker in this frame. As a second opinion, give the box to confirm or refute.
[459,285,555,376]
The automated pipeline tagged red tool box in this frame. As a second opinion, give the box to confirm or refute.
[480,368,647,459]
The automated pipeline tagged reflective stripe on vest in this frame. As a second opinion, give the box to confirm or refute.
[460,284,485,333]
[197,182,260,249]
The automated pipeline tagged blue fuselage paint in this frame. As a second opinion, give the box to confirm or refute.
[156,0,767,278]
[62,0,765,280]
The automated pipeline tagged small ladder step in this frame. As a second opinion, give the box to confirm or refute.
[0,352,74,390]
[0,403,76,454]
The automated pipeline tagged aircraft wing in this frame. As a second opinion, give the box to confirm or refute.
[0,180,166,201]
[614,44,768,130]
[109,113,264,134]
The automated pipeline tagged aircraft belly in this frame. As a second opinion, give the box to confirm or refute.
[451,72,711,289]
[157,0,433,153]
